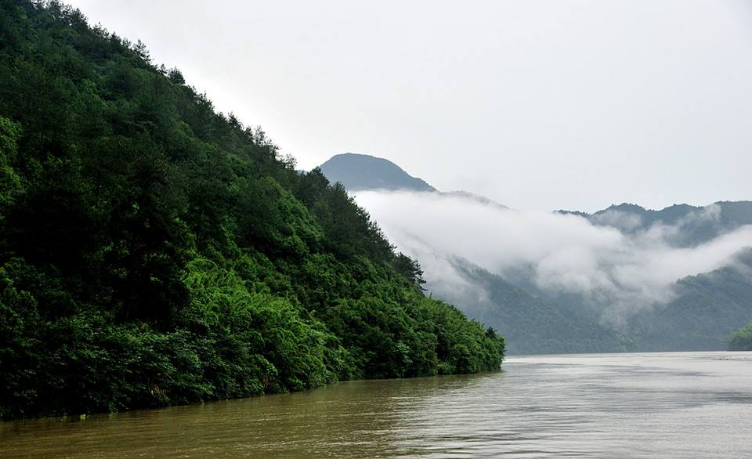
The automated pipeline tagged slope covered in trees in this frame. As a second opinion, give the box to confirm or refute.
[625,250,751,351]
[426,260,629,354]
[0,0,504,420]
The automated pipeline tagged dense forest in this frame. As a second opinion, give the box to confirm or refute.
[0,0,504,420]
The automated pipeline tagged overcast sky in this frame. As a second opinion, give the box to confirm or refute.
[66,0,751,212]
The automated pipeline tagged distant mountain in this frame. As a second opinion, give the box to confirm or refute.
[319,154,509,209]
[322,153,752,354]
[319,153,435,192]
[557,201,752,247]
[431,259,628,354]
[627,249,752,351]
[431,245,752,355]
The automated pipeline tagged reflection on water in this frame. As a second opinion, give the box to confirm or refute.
[1,352,750,458]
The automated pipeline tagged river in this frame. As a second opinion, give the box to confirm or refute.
[1,351,750,458]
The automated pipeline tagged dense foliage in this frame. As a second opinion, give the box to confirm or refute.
[728,324,752,352]
[0,0,504,420]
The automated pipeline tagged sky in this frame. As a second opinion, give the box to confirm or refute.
[65,0,752,212]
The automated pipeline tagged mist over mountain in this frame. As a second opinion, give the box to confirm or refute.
[319,153,508,208]
[627,249,752,351]
[557,201,752,247]
[321,153,753,354]
[428,258,628,354]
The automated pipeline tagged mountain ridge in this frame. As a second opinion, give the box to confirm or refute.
[320,153,751,219]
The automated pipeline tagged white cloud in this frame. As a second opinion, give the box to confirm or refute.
[355,191,751,325]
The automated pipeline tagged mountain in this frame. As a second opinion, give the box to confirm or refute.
[319,153,435,192]
[322,152,752,354]
[433,247,752,354]
[0,1,504,420]
[557,201,752,247]
[627,249,752,351]
[431,260,628,354]
[318,154,509,209]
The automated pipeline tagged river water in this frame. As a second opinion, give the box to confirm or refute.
[1,352,750,458]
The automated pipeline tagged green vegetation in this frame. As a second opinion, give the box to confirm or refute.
[728,324,752,351]
[0,0,504,420]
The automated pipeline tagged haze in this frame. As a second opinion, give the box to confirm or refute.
[65,0,751,211]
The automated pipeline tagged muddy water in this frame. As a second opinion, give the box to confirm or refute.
[1,351,750,458]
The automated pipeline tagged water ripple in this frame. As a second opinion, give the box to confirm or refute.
[0,351,750,458]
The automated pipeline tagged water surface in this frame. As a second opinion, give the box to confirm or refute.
[1,351,750,458]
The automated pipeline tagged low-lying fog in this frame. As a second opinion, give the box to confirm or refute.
[355,191,751,326]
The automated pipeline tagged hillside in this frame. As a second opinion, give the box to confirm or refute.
[433,260,628,354]
[319,153,435,192]
[0,1,504,420]
[627,250,752,351]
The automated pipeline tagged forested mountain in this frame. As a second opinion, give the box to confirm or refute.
[429,249,751,354]
[431,260,628,354]
[0,0,504,420]
[627,250,752,351]
[320,153,435,192]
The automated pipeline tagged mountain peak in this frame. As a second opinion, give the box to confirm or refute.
[319,153,435,192]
